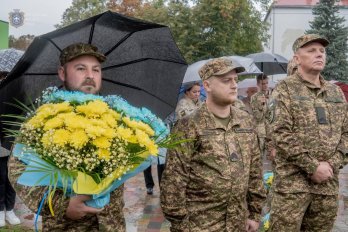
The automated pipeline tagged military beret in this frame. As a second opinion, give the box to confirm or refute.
[60,43,106,66]
[198,57,245,81]
[292,34,329,52]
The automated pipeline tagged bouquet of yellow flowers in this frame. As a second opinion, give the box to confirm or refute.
[7,87,177,215]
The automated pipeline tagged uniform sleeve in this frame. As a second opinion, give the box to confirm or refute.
[8,155,69,218]
[250,93,267,123]
[160,118,195,231]
[175,99,186,120]
[247,130,267,221]
[269,84,319,175]
[327,91,348,170]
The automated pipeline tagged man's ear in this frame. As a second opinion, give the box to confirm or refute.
[293,54,300,66]
[58,66,65,82]
[203,79,210,92]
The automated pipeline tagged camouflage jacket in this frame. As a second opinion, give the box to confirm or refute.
[160,103,266,232]
[8,155,126,232]
[268,73,348,195]
[175,95,202,120]
[250,91,270,138]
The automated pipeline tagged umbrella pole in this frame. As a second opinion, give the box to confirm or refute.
[274,58,287,73]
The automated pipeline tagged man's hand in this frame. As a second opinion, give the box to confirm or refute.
[311,161,333,184]
[246,219,259,232]
[66,195,103,220]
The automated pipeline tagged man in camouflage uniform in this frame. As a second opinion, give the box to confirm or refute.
[267,34,348,231]
[8,43,126,231]
[160,57,266,232]
[250,74,271,152]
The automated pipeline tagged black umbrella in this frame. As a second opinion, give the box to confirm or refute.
[0,11,187,149]
[246,52,288,75]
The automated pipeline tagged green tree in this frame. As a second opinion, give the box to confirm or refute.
[306,0,348,81]
[9,34,35,50]
[56,0,109,28]
[56,0,268,64]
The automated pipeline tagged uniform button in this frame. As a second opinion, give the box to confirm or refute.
[230,152,239,162]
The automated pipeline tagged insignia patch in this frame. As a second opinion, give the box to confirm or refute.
[234,128,253,133]
[9,9,25,28]
[180,110,186,117]
[267,99,277,123]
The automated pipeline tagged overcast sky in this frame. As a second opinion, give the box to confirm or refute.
[1,0,73,37]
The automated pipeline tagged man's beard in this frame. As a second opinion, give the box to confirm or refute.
[210,92,236,106]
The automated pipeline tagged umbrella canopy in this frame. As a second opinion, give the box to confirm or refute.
[0,48,24,72]
[237,78,277,97]
[183,56,262,83]
[0,11,187,149]
[246,52,288,75]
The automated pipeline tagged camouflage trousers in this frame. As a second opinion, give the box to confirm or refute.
[41,187,126,232]
[269,191,338,232]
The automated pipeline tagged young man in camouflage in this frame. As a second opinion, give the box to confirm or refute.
[8,43,126,231]
[267,34,348,231]
[160,57,266,232]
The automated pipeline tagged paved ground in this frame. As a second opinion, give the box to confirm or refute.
[2,164,348,231]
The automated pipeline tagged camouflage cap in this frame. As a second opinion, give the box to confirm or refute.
[292,34,329,52]
[287,58,298,76]
[59,43,106,66]
[198,57,245,81]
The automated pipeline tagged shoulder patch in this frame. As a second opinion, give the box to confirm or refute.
[267,98,277,123]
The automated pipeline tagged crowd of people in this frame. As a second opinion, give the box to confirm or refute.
[1,33,347,232]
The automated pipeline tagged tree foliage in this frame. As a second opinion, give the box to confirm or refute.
[9,34,35,50]
[306,0,348,81]
[56,0,268,63]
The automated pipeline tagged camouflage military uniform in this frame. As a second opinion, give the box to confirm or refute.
[175,95,202,120]
[8,155,126,231]
[267,73,348,231]
[160,103,266,232]
[250,91,271,153]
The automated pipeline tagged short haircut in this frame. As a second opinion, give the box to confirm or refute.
[256,74,268,84]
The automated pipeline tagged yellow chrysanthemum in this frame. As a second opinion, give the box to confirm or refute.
[264,220,270,229]
[76,100,109,118]
[104,128,116,139]
[101,113,117,128]
[135,129,158,154]
[107,109,121,121]
[41,131,53,148]
[52,129,71,147]
[97,149,111,160]
[93,137,111,149]
[122,117,154,136]
[51,102,73,114]
[64,114,89,130]
[70,130,89,149]
[117,126,137,143]
[26,115,44,128]
[43,117,64,131]
[89,118,108,129]
[85,126,106,138]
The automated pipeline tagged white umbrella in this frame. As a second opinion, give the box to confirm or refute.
[183,56,262,83]
[237,78,278,97]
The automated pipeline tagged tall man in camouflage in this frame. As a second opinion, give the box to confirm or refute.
[8,43,126,232]
[268,34,348,231]
[160,57,266,232]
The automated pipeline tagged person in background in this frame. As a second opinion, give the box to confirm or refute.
[242,86,258,115]
[0,72,21,228]
[175,82,202,120]
[161,57,266,232]
[268,34,348,231]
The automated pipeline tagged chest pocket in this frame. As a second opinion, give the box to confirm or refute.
[325,97,346,130]
[291,96,314,130]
